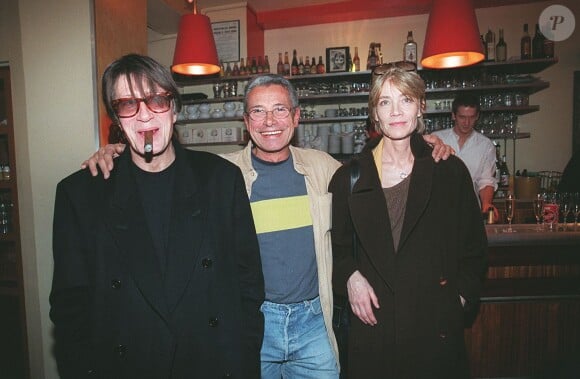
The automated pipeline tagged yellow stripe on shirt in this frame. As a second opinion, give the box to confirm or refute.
[251,195,312,234]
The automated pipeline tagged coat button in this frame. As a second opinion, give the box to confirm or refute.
[439,277,448,286]
[115,344,127,357]
[223,373,232,378]
[87,369,95,375]
[111,280,122,289]
[209,317,219,327]
[202,258,213,268]
[439,332,447,339]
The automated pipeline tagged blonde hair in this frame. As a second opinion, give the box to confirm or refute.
[368,66,426,134]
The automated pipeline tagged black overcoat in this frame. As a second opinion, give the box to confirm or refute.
[329,134,488,379]
[50,144,264,379]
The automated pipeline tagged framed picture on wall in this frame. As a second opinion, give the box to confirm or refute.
[326,47,350,73]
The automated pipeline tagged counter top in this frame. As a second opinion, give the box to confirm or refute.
[485,224,580,246]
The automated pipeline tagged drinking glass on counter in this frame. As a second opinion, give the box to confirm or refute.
[573,193,580,231]
[559,192,572,231]
[533,193,544,230]
[504,194,515,232]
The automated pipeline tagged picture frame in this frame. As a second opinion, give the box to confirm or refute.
[211,20,240,63]
[326,46,350,73]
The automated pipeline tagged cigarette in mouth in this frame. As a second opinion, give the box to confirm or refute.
[144,130,153,153]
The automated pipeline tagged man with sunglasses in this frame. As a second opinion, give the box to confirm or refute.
[50,54,264,378]
[84,73,453,378]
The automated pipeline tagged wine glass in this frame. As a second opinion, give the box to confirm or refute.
[559,192,571,231]
[573,192,580,231]
[533,193,544,230]
[504,194,515,232]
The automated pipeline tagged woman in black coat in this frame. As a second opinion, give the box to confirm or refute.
[329,64,487,379]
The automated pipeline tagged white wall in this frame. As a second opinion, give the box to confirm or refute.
[1,0,98,378]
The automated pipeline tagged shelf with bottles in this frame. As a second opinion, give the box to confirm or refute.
[426,105,539,117]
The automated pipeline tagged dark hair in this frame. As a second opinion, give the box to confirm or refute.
[452,93,480,114]
[101,54,182,125]
[243,74,299,112]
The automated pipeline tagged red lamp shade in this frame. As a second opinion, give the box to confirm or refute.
[421,0,484,69]
[172,12,220,75]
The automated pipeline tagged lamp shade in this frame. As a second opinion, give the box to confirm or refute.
[172,12,220,75]
[421,0,484,69]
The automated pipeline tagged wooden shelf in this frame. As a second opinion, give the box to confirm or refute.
[426,105,540,116]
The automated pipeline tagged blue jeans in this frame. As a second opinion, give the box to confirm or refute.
[260,296,339,379]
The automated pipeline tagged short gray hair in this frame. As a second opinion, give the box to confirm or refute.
[243,74,299,111]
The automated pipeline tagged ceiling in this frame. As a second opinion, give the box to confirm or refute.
[147,0,545,35]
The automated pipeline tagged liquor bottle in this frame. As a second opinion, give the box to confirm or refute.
[310,55,317,74]
[304,56,310,74]
[219,61,225,77]
[403,31,418,64]
[250,57,258,75]
[532,24,545,58]
[520,23,531,59]
[264,55,270,73]
[225,62,232,77]
[485,28,496,61]
[481,35,487,61]
[232,61,240,76]
[316,56,325,74]
[284,51,290,75]
[239,58,246,76]
[353,46,361,72]
[494,143,504,198]
[276,53,284,74]
[376,43,383,65]
[291,49,299,76]
[298,56,305,75]
[500,155,510,190]
[496,28,507,62]
[367,43,377,70]
[543,36,555,59]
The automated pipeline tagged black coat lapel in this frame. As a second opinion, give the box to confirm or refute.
[398,134,434,251]
[163,146,204,312]
[349,152,397,291]
[106,150,170,320]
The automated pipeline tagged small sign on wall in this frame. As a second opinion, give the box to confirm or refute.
[212,20,240,63]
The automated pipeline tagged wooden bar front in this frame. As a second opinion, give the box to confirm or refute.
[466,225,580,378]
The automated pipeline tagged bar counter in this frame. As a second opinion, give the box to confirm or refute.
[466,224,580,378]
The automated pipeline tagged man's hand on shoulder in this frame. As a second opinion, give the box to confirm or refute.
[423,133,455,162]
[81,143,126,179]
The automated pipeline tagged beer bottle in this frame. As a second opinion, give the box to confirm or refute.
[276,53,284,74]
[496,28,507,62]
[291,50,299,76]
[520,23,531,59]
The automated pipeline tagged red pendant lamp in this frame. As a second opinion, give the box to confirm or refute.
[421,0,484,69]
[172,0,220,76]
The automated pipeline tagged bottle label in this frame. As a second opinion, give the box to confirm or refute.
[404,45,417,63]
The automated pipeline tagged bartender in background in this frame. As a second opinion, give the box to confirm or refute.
[432,93,499,220]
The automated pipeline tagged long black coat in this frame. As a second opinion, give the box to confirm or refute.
[329,134,487,379]
[50,144,264,379]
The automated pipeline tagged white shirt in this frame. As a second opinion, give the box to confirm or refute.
[432,128,498,202]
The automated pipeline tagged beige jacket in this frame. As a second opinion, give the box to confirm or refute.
[221,144,342,365]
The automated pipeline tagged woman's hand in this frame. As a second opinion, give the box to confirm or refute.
[81,143,126,179]
[423,134,455,162]
[347,270,380,326]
